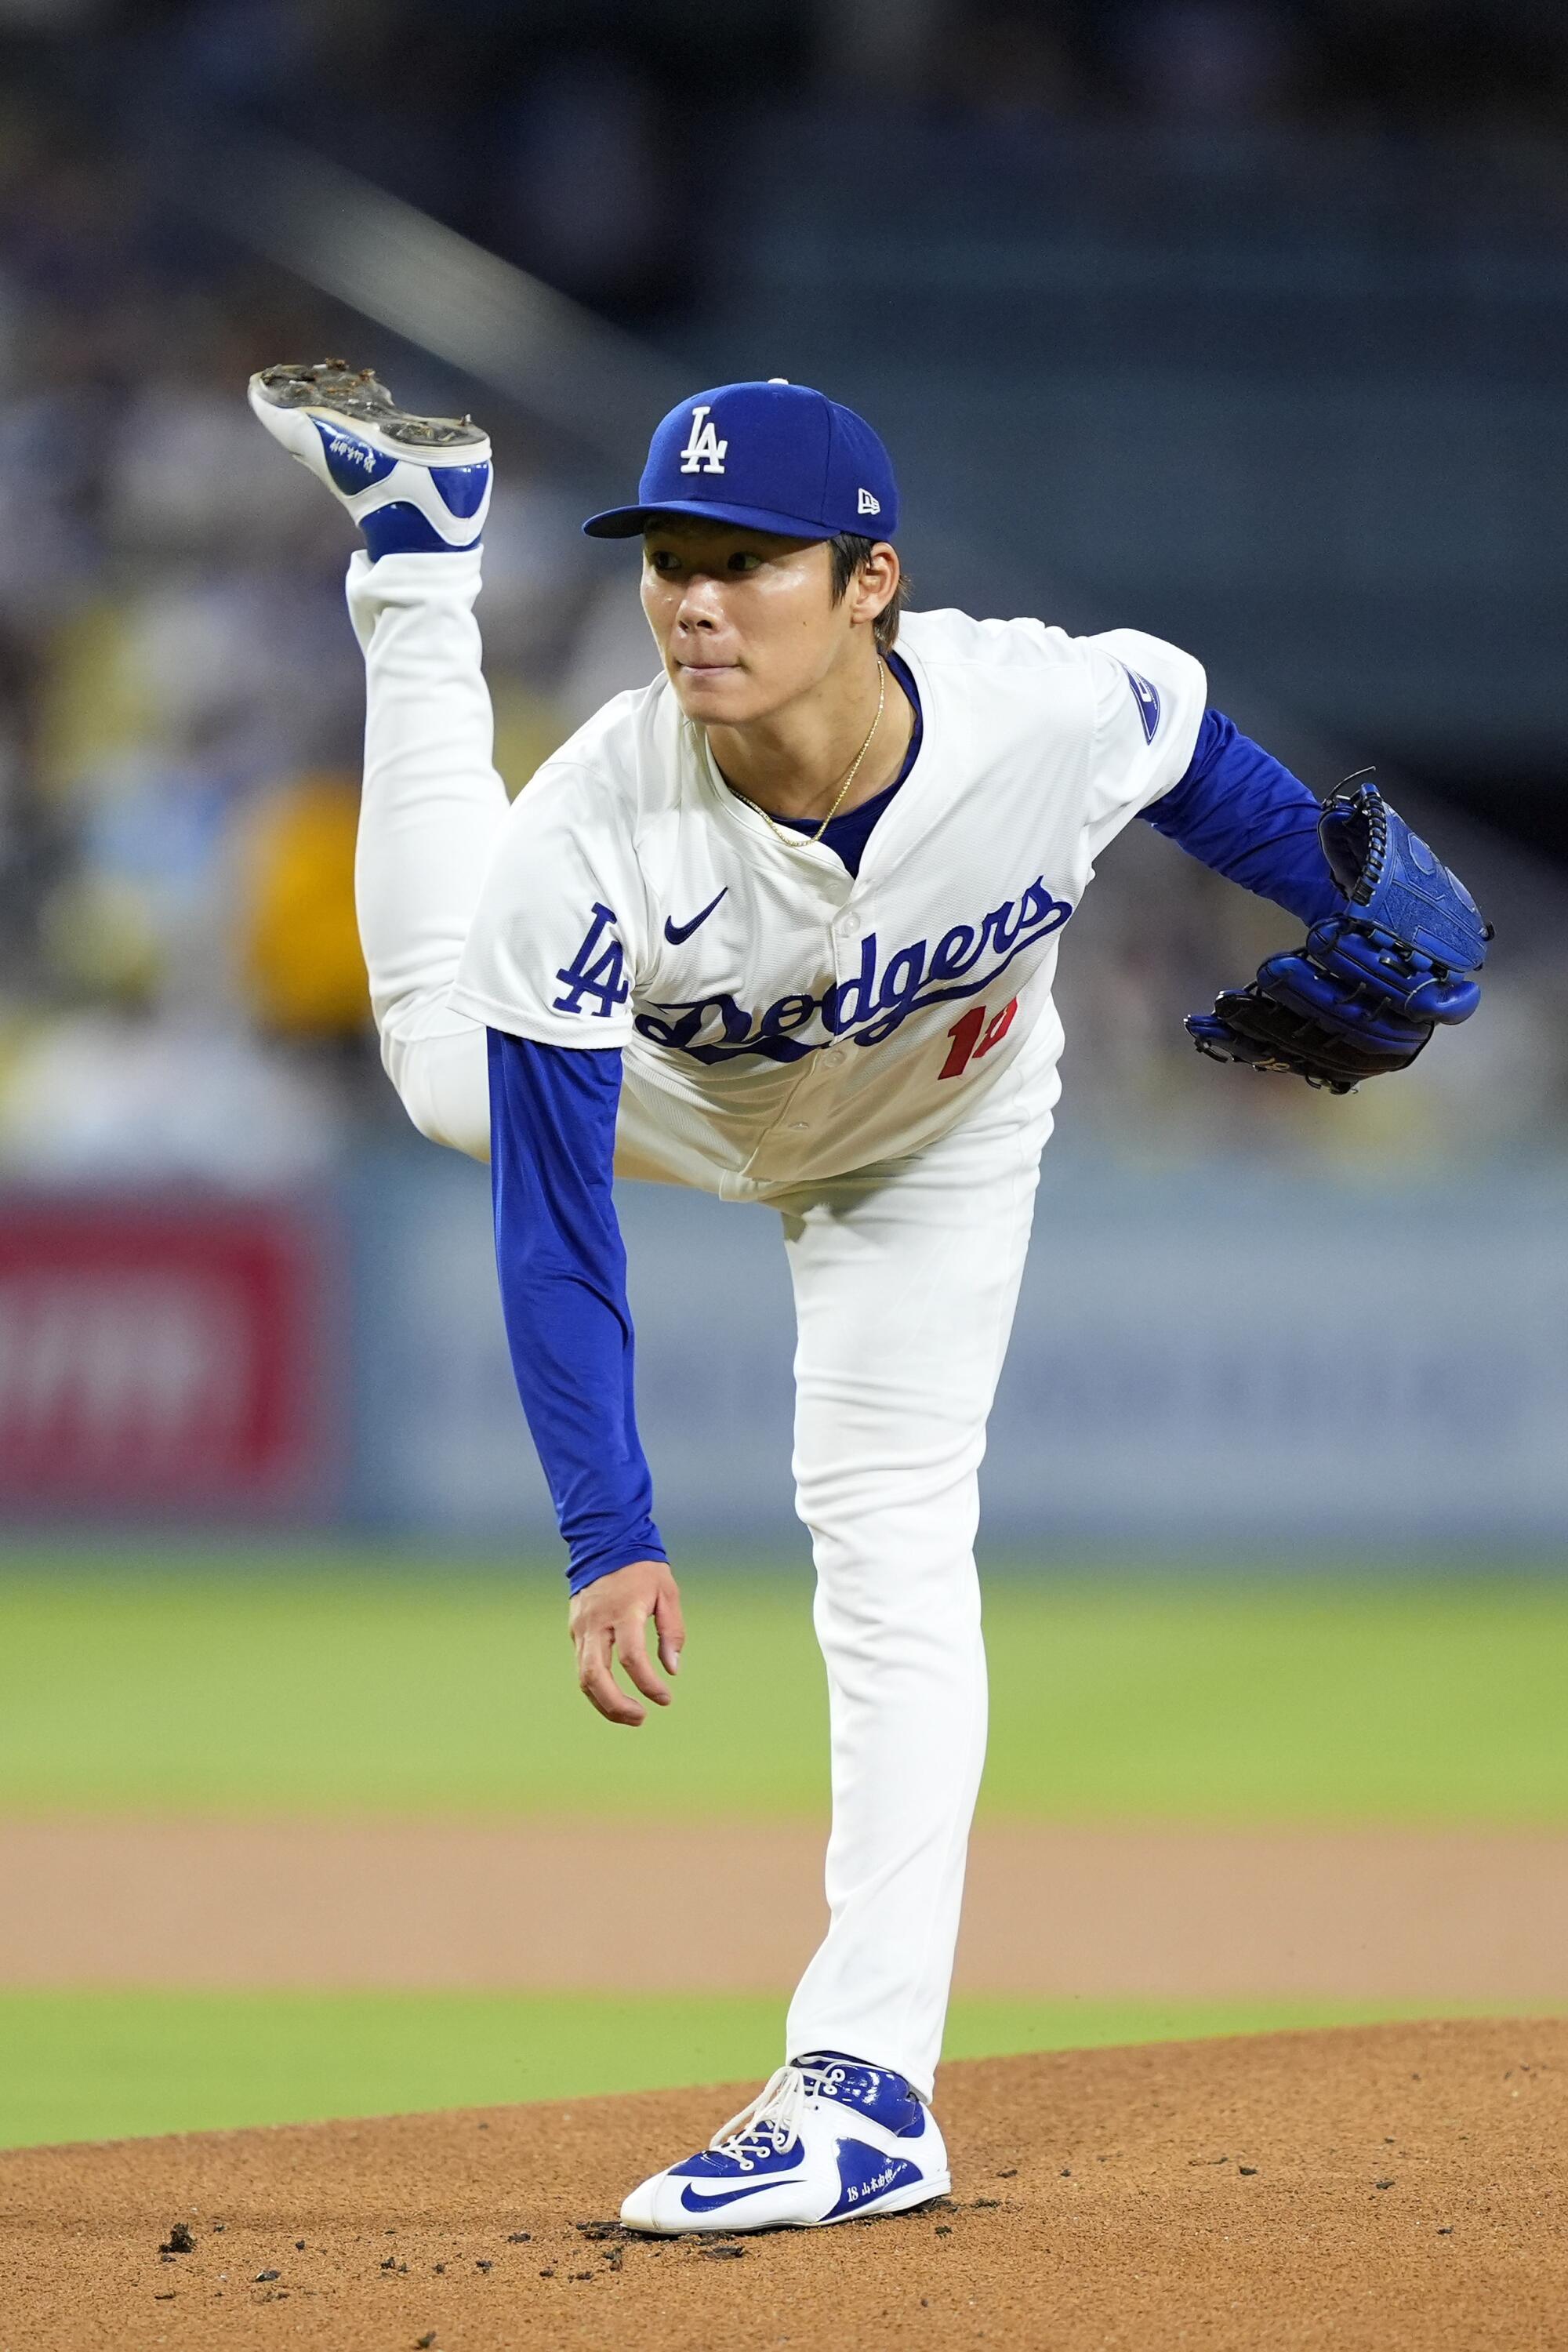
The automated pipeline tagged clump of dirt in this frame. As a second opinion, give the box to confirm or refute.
[1,2020,1563,2350]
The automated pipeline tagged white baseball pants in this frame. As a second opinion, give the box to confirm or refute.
[350,550,1047,2101]
[774,1093,1043,2093]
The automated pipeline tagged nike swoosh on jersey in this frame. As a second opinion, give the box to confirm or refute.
[679,2176,798,2214]
[663,887,729,944]
[1120,663,1161,743]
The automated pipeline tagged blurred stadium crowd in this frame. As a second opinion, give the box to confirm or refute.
[0,0,1561,1189]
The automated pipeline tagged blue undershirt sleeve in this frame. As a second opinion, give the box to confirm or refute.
[487,1028,666,1595]
[1141,709,1344,926]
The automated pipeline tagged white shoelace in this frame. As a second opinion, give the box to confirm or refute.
[708,2061,840,2169]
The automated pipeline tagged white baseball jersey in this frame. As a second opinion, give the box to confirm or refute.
[450,608,1206,1198]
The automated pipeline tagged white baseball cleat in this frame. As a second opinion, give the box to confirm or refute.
[247,358,492,557]
[619,2053,950,2234]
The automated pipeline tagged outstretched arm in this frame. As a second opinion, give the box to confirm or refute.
[1140,709,1342,923]
[1145,715,1488,1090]
[488,1029,684,1722]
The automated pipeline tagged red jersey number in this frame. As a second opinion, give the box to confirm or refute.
[938,996,1018,1080]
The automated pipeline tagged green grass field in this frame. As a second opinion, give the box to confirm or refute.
[3,1554,1567,1820]
[2,1553,1563,2151]
[0,1991,1484,2152]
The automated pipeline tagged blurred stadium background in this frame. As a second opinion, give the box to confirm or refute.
[1,0,1566,2150]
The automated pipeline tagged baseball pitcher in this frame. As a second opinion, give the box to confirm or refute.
[249,362,1488,2233]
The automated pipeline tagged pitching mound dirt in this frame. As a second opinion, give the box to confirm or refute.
[1,2020,1562,2352]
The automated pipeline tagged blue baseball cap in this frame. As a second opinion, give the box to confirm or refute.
[582,379,899,541]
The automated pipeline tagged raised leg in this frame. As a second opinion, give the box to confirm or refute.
[345,546,506,1158]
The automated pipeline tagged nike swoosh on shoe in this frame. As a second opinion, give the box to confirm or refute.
[679,2177,799,2215]
[663,887,728,943]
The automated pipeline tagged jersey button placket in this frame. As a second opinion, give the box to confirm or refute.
[818,903,866,1084]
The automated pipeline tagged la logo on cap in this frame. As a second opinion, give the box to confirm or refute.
[678,403,727,476]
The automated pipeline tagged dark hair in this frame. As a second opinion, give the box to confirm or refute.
[827,532,907,653]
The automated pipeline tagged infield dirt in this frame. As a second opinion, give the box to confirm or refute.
[2,2018,1563,2352]
[6,1819,1566,1998]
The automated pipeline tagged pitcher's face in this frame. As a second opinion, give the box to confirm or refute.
[641,521,892,725]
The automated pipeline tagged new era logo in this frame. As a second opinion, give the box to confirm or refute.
[857,488,880,515]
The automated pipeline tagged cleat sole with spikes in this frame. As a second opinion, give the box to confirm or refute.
[250,361,487,454]
[248,358,492,556]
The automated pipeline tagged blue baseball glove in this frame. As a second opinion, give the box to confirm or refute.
[1185,778,1491,1095]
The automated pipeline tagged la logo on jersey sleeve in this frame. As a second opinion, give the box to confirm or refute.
[554,903,630,1018]
[1120,663,1162,744]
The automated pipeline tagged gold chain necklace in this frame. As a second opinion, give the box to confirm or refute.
[728,659,887,848]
